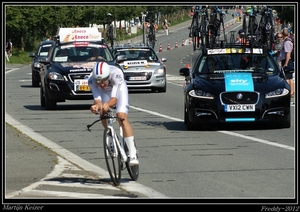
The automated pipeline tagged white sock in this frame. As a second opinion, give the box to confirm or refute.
[124,136,137,158]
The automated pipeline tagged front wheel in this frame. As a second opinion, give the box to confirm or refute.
[103,128,121,186]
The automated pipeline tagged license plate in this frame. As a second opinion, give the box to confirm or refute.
[77,85,91,91]
[74,80,91,91]
[129,76,147,81]
[225,104,255,112]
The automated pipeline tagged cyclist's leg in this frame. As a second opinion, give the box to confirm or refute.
[116,84,138,165]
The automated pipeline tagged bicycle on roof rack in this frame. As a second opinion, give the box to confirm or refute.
[208,6,227,48]
[105,13,117,49]
[245,6,261,50]
[258,5,275,51]
[144,11,156,49]
[199,6,210,53]
[188,6,201,51]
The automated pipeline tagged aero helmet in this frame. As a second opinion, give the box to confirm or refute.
[92,62,110,82]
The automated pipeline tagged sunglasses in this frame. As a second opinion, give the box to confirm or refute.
[96,79,109,84]
[277,37,283,38]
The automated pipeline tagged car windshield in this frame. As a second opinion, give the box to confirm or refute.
[38,45,51,57]
[195,52,278,76]
[115,48,158,62]
[53,44,113,62]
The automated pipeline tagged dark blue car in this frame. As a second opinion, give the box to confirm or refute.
[38,31,116,110]
[179,46,292,130]
[29,40,54,87]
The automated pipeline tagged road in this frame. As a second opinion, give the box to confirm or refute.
[4,10,297,207]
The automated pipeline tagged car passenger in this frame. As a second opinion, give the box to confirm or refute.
[138,51,147,60]
[87,48,105,61]
[88,62,139,166]
[55,48,73,62]
[56,49,69,57]
[207,58,217,73]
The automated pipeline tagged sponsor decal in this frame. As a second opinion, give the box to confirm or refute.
[224,73,254,91]
[124,60,148,66]
[208,48,263,55]
[224,72,255,121]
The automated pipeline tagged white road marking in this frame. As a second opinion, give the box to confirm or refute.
[129,105,295,151]
[5,113,168,198]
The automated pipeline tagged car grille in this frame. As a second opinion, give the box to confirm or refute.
[220,91,259,105]
[124,72,152,81]
[68,73,90,83]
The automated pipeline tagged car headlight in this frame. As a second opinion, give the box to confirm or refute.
[189,89,214,99]
[33,62,42,68]
[265,88,289,98]
[154,68,164,74]
[48,72,64,80]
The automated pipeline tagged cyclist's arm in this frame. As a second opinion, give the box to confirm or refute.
[90,99,102,113]
[88,76,104,113]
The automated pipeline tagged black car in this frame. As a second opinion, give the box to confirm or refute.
[179,45,292,130]
[112,43,167,92]
[38,28,116,110]
[29,40,54,87]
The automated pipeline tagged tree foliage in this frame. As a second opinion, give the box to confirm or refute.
[5,5,295,52]
[5,5,188,52]
[273,6,295,30]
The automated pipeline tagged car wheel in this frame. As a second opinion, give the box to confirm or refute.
[279,121,291,128]
[185,108,197,131]
[32,72,40,87]
[157,82,167,93]
[277,116,291,129]
[40,86,45,108]
[45,90,57,110]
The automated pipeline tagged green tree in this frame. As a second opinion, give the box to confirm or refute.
[273,5,295,31]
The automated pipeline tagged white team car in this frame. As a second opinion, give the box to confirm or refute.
[112,44,167,92]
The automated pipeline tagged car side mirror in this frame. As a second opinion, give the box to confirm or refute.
[179,67,190,76]
[29,52,36,58]
[116,55,126,63]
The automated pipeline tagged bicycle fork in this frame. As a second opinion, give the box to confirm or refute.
[109,125,128,163]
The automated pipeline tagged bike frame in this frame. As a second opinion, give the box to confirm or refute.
[106,111,128,163]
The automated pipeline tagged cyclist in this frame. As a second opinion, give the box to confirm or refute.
[88,62,139,166]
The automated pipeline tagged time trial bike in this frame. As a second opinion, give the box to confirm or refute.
[87,108,139,186]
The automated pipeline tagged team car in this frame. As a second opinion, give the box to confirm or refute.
[179,45,292,130]
[38,27,116,110]
[112,43,167,92]
[29,40,54,87]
